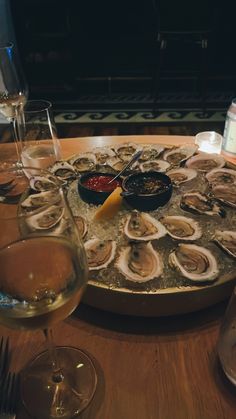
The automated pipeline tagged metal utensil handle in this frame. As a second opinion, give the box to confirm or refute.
[108,150,142,184]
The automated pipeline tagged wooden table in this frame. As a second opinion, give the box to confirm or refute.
[1,135,236,419]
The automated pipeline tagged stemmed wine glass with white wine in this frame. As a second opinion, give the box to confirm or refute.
[0,42,28,161]
[0,166,97,419]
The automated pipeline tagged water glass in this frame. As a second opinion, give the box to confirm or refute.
[20,100,61,169]
[218,286,236,385]
[195,131,223,154]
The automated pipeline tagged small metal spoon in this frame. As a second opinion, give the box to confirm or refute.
[108,150,142,184]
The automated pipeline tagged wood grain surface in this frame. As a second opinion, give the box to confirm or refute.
[0,135,236,419]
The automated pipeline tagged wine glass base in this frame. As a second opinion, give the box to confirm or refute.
[21,346,97,419]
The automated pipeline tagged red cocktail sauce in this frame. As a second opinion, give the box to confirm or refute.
[83,175,121,192]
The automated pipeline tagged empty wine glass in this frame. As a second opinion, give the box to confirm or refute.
[0,166,97,418]
[20,99,61,169]
[0,42,28,162]
[218,286,236,385]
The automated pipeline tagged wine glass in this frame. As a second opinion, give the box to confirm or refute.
[20,99,62,169]
[0,166,97,418]
[218,286,236,385]
[0,43,28,162]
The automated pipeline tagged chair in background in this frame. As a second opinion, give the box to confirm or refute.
[152,0,221,111]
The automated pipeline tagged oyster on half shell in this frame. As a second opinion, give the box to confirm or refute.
[214,230,236,259]
[26,205,64,230]
[113,142,142,161]
[124,211,167,241]
[69,152,96,172]
[50,161,76,180]
[139,144,165,161]
[211,184,236,208]
[116,242,163,282]
[84,238,116,270]
[167,168,197,186]
[169,243,219,282]
[139,159,170,173]
[163,144,198,166]
[185,152,225,172]
[21,190,60,210]
[181,191,226,217]
[160,215,202,241]
[206,168,236,186]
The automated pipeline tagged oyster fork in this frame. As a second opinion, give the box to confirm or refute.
[0,337,10,381]
[0,372,19,419]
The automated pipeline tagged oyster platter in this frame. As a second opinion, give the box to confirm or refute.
[16,141,236,315]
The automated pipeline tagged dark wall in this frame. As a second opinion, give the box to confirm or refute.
[8,0,236,99]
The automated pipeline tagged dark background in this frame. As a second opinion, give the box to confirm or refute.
[9,0,236,107]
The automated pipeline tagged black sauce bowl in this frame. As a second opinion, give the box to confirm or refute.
[122,171,172,211]
[78,172,122,205]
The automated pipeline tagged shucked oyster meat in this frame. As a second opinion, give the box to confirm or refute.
[26,205,64,230]
[85,238,116,270]
[139,159,170,173]
[206,168,236,186]
[21,190,60,210]
[181,191,225,217]
[169,243,219,282]
[124,211,167,241]
[139,144,165,161]
[113,142,142,161]
[163,144,198,166]
[116,242,163,282]
[167,168,197,186]
[214,230,236,259]
[185,152,225,172]
[160,215,202,241]
[69,152,96,172]
[211,184,236,208]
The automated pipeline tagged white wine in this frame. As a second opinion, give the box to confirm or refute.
[0,92,26,119]
[0,236,87,330]
[21,144,58,169]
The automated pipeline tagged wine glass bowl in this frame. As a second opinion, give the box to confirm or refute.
[0,43,28,161]
[20,100,61,169]
[0,166,97,418]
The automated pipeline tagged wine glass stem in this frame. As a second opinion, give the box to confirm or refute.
[10,117,21,163]
[43,328,64,383]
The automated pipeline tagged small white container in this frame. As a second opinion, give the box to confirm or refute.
[195,131,223,154]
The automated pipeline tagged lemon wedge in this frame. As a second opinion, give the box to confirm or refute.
[94,187,123,221]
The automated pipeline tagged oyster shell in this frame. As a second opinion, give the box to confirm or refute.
[29,175,58,191]
[139,159,170,173]
[26,205,64,230]
[214,230,236,258]
[206,168,236,186]
[139,144,165,161]
[69,152,96,172]
[163,144,198,166]
[167,168,197,186]
[50,161,76,180]
[21,190,60,209]
[211,184,236,208]
[113,142,142,161]
[160,215,202,241]
[94,147,116,165]
[181,191,226,217]
[169,243,219,282]
[106,156,138,172]
[74,215,88,239]
[185,152,225,172]
[124,211,167,241]
[115,242,163,282]
[84,238,116,270]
